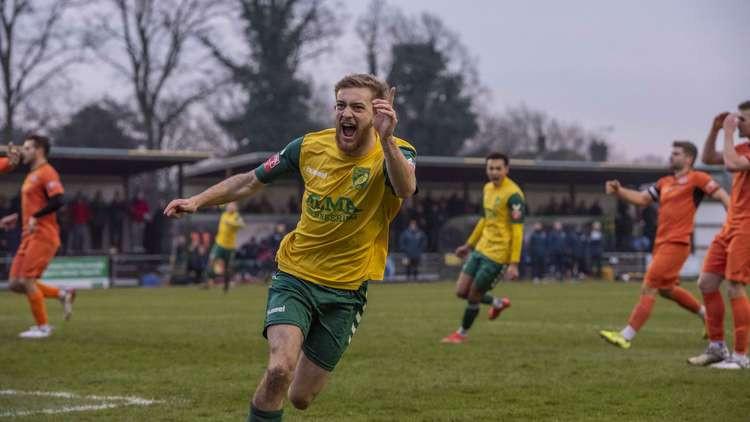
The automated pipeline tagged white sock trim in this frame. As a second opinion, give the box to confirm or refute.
[620,325,636,341]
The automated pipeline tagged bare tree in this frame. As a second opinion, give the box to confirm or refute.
[90,0,224,150]
[200,0,341,152]
[387,11,482,95]
[356,0,391,75]
[463,104,610,161]
[0,0,80,141]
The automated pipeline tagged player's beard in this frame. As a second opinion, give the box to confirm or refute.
[336,121,371,154]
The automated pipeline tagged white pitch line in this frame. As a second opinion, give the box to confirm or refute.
[0,389,162,418]
[0,404,121,418]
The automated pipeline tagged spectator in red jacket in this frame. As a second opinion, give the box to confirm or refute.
[69,192,91,253]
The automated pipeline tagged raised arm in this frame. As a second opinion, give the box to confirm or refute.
[605,180,654,207]
[374,88,417,198]
[722,113,750,172]
[164,172,264,218]
[165,138,302,219]
[703,112,729,165]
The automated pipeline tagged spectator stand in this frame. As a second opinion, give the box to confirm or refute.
[183,153,730,282]
[0,146,210,288]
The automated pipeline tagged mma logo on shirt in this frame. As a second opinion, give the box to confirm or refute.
[352,167,371,190]
[306,194,362,222]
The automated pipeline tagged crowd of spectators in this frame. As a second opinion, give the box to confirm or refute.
[0,186,652,274]
[0,190,171,258]
[169,223,289,285]
[531,197,604,217]
[395,193,479,252]
[614,200,657,253]
[523,221,605,281]
[240,195,300,215]
[393,192,607,253]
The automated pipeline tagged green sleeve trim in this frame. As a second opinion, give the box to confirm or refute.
[507,192,525,224]
[254,137,303,184]
[384,146,417,188]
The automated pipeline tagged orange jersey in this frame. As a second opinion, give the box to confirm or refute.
[647,170,719,245]
[726,142,750,233]
[21,163,64,243]
[0,157,12,173]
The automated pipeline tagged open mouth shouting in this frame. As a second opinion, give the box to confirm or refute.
[340,121,357,141]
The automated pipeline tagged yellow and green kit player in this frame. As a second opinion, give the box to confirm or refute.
[442,153,525,344]
[163,74,416,421]
[208,201,245,292]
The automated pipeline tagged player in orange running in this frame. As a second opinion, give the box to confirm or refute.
[599,141,729,349]
[688,102,750,369]
[0,135,75,339]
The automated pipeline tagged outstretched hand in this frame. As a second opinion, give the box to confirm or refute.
[712,112,730,132]
[455,244,472,259]
[0,213,18,230]
[6,142,20,168]
[163,198,198,219]
[506,264,519,281]
[374,87,398,142]
[605,180,621,195]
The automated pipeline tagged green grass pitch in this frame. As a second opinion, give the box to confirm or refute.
[1,281,748,421]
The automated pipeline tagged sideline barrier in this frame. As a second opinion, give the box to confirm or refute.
[0,254,170,289]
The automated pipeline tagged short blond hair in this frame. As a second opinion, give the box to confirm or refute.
[334,74,389,100]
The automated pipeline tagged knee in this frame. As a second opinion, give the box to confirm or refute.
[698,274,721,293]
[639,284,657,296]
[455,289,468,300]
[264,363,295,393]
[727,282,747,299]
[8,280,26,293]
[288,390,313,410]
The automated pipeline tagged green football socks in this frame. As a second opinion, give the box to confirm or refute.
[249,404,283,422]
[461,302,480,331]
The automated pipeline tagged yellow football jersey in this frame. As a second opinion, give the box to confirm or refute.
[467,177,526,264]
[255,128,416,290]
[215,210,243,250]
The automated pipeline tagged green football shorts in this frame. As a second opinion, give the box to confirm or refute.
[209,244,235,276]
[461,250,506,292]
[263,271,368,372]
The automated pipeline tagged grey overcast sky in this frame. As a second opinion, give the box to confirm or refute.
[313,0,750,161]
[77,0,749,161]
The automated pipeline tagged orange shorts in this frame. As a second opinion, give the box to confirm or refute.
[10,235,59,280]
[702,230,750,284]
[644,242,690,289]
